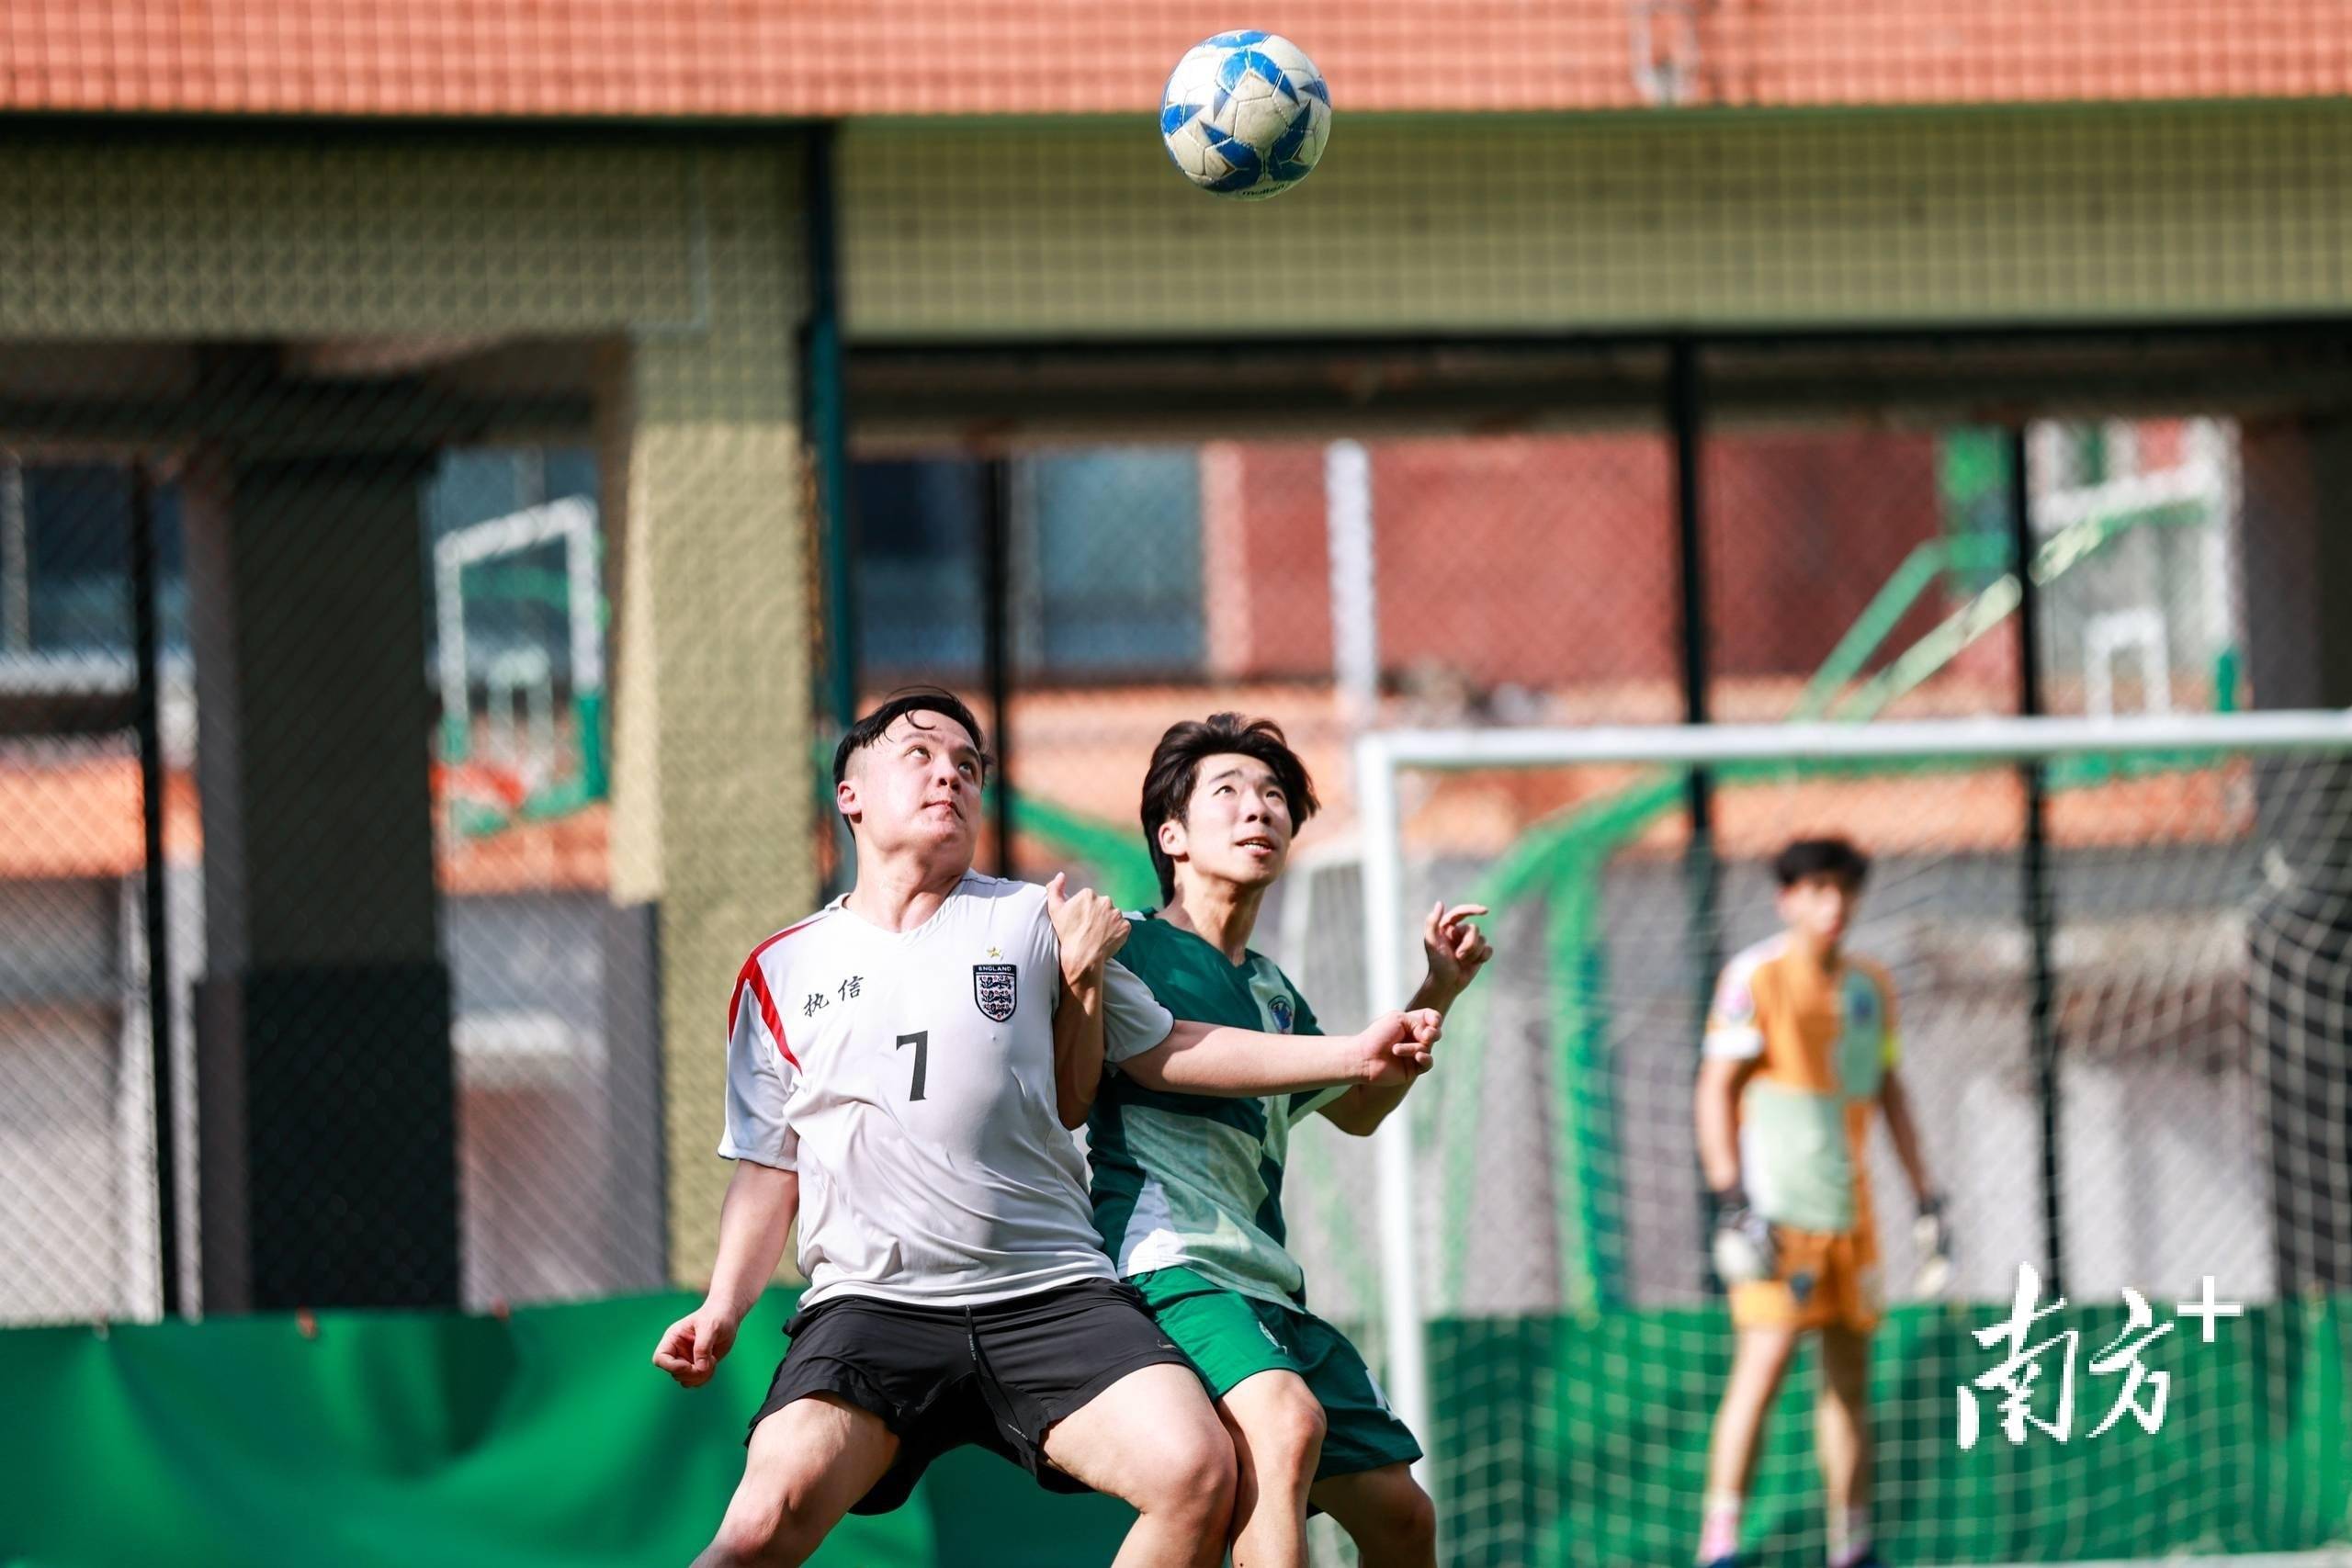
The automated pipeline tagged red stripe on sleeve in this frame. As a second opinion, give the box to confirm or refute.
[729,913,825,1069]
[742,965,798,1071]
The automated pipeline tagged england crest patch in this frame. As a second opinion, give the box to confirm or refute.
[973,963,1018,1022]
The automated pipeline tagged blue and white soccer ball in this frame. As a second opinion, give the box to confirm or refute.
[1159,31,1330,200]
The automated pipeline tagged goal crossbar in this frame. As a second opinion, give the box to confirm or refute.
[1361,709,2352,774]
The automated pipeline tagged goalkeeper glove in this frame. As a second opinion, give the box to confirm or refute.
[1710,1185,1776,1286]
[1913,1192,1952,1296]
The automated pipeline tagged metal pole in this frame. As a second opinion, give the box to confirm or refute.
[130,462,181,1319]
[980,458,1016,877]
[804,123,858,737]
[1355,735,1433,1499]
[1671,341,1717,926]
[1325,440,1379,736]
[1671,342,1725,1287]
[803,124,861,893]
[1,455,28,654]
[2008,425,2066,1298]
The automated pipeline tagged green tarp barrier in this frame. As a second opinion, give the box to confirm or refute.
[4,1292,2346,1566]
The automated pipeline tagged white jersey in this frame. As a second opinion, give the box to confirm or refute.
[719,872,1178,1308]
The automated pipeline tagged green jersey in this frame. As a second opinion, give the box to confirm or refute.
[1087,913,1349,1310]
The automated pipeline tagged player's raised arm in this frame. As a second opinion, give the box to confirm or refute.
[1322,900,1496,1134]
[1046,873,1130,1127]
[1118,1007,1441,1096]
[1406,900,1495,1015]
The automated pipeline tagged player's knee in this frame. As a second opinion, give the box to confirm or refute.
[1736,1326,1802,1380]
[704,1510,810,1568]
[1380,1477,1438,1555]
[1152,1419,1238,1527]
[1243,1387,1328,1483]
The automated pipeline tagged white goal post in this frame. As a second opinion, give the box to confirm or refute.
[1351,707,2352,1495]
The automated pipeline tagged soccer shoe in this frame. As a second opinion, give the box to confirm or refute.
[1699,1554,1743,1568]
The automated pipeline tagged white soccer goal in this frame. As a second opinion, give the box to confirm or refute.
[1283,709,2352,1568]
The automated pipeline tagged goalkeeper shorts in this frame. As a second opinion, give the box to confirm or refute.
[1728,1224,1883,1335]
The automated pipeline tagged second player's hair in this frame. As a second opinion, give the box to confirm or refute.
[1139,713,1320,904]
[832,688,992,786]
[1773,835,1871,888]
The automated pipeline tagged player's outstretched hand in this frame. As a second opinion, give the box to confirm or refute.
[1046,872,1129,984]
[1421,901,1495,1002]
[651,1303,738,1389]
[1353,1008,1443,1087]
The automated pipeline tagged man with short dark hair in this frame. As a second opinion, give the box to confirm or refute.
[1692,837,1946,1568]
[652,692,1442,1568]
[1088,713,1494,1568]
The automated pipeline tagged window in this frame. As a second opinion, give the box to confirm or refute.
[852,448,1204,681]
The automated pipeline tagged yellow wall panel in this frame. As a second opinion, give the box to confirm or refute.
[0,137,705,337]
[841,103,2352,337]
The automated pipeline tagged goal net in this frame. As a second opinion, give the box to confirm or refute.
[1275,713,2352,1568]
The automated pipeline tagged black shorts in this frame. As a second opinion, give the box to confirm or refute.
[748,1277,1197,1516]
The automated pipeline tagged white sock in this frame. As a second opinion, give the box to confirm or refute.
[1827,1505,1872,1567]
[1697,1489,1743,1562]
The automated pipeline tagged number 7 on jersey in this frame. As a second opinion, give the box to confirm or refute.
[896,1031,928,1101]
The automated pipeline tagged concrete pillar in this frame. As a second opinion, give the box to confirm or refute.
[2238,416,2352,1294]
[602,147,817,1281]
[185,447,458,1311]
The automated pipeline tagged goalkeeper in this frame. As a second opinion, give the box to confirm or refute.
[1693,837,1945,1568]
[1084,713,1492,1568]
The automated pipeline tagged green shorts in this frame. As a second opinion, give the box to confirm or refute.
[1132,1266,1422,1482]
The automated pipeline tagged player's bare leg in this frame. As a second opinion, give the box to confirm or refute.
[1704,1324,1800,1496]
[695,1393,899,1568]
[1040,1362,1236,1568]
[1698,1324,1801,1561]
[1216,1369,1326,1568]
[1310,1462,1438,1568]
[1815,1325,1874,1563]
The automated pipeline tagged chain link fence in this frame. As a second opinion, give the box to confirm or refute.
[0,434,667,1320]
[6,400,2339,1317]
[1,53,2349,1568]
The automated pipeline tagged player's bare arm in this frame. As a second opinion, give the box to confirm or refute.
[1696,1053,1776,1282]
[1048,872,1128,1127]
[1120,1007,1440,1096]
[1053,973,1109,1130]
[1880,1066,1952,1292]
[653,1158,799,1388]
[1322,900,1496,1135]
[1694,1054,1758,1194]
[1878,1066,1933,1203]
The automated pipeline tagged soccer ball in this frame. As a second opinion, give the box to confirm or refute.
[1159,31,1330,200]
